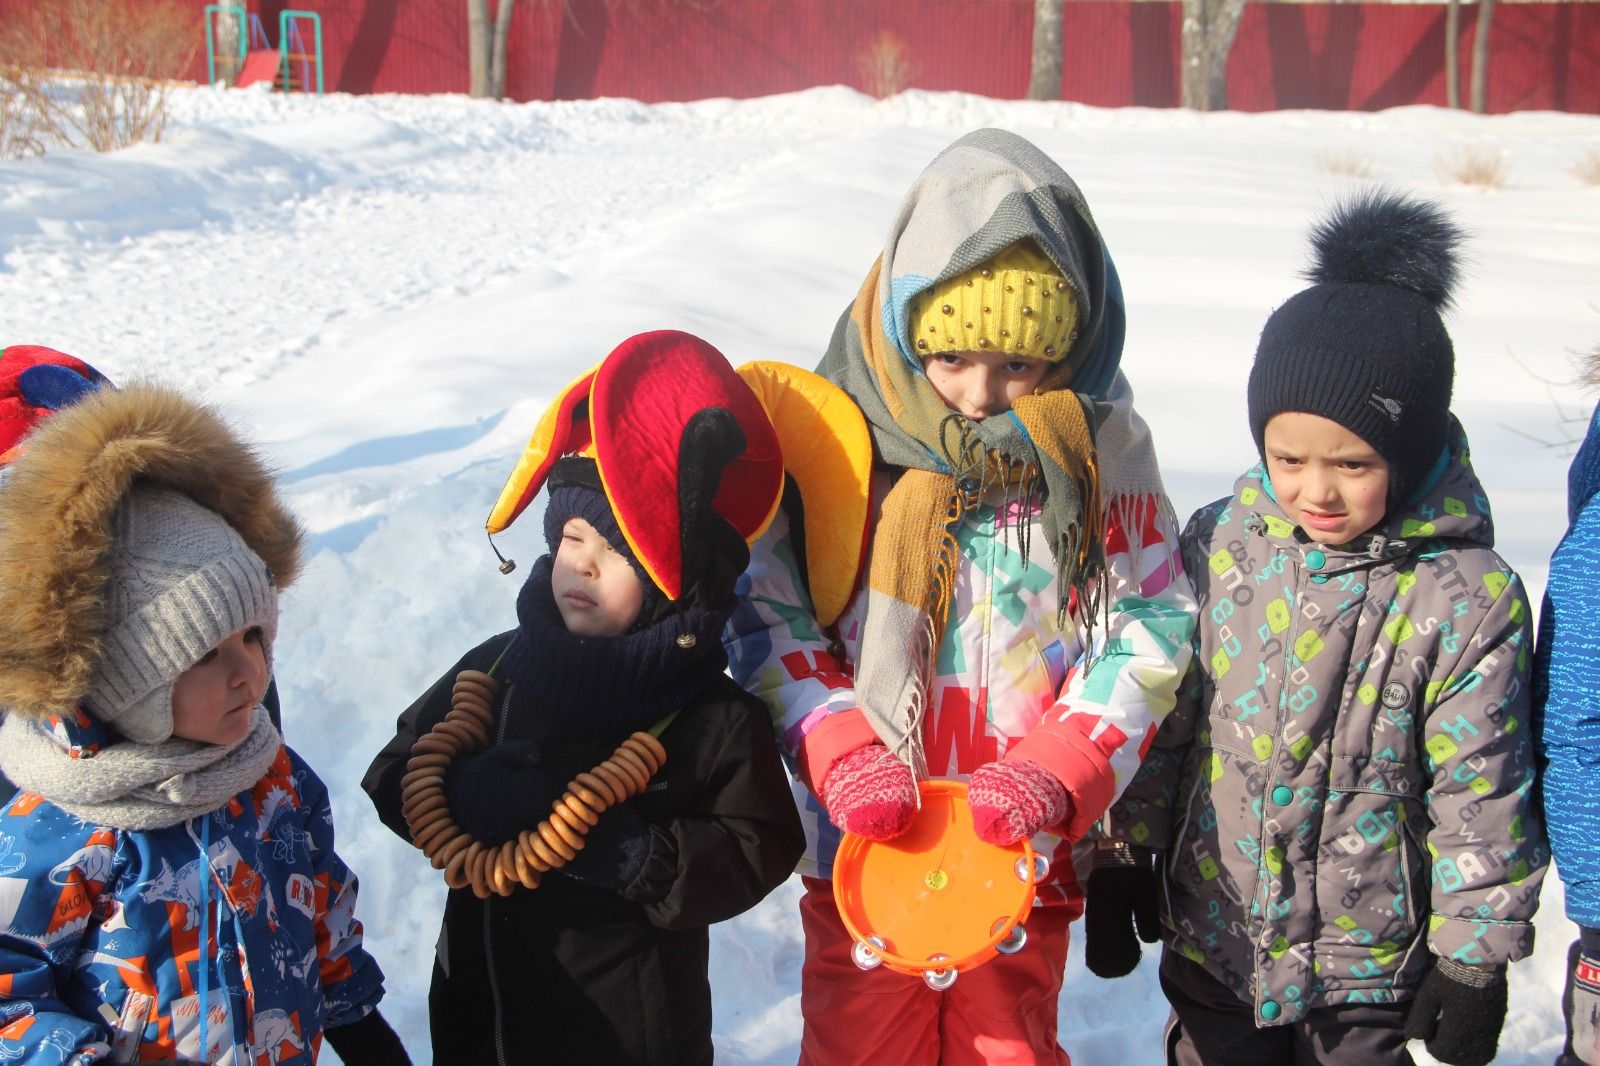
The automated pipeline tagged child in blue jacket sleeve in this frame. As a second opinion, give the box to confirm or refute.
[1536,349,1600,1066]
[0,383,405,1064]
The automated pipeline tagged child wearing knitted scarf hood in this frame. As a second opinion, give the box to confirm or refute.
[724,128,1197,1063]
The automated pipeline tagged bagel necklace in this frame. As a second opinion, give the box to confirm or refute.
[400,667,667,899]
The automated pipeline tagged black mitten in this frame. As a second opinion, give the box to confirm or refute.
[1083,842,1161,978]
[323,1008,411,1066]
[558,803,664,896]
[1402,957,1508,1066]
[444,741,566,845]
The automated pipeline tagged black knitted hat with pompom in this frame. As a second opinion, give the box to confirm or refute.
[1247,189,1466,505]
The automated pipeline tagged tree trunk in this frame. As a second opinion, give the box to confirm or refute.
[1181,0,1247,110]
[489,0,517,100]
[1444,0,1461,108]
[467,0,490,97]
[214,7,242,85]
[1027,0,1063,101]
[1180,0,1206,110]
[1469,0,1494,114]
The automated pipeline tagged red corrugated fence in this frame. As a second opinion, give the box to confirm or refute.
[5,0,1595,114]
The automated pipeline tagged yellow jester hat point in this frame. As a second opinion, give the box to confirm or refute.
[736,360,872,629]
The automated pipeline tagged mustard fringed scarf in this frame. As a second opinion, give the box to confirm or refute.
[819,128,1165,777]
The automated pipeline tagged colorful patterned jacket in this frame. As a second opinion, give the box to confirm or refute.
[1109,424,1547,1026]
[725,465,1196,914]
[1534,398,1600,929]
[0,715,385,1064]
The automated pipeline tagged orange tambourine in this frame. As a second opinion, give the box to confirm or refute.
[832,780,1050,990]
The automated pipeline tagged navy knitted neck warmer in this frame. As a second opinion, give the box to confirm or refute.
[497,555,731,746]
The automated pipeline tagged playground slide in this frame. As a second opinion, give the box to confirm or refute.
[235,49,279,89]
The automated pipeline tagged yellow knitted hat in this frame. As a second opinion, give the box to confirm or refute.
[908,241,1079,362]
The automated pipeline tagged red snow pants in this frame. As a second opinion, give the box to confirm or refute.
[797,875,1072,1065]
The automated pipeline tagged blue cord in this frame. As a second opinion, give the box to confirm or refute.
[197,816,211,1061]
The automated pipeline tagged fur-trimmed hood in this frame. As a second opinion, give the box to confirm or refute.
[0,383,301,720]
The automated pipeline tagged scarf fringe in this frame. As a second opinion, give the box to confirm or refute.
[843,286,1113,775]
[1104,490,1182,588]
[916,415,1128,770]
[901,418,987,778]
[1069,490,1179,674]
[890,611,939,779]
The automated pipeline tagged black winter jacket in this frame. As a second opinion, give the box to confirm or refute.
[362,631,803,1066]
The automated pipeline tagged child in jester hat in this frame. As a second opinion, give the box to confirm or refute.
[724,128,1197,1063]
[1534,345,1600,1066]
[362,330,803,1066]
[1093,191,1547,1066]
[0,382,405,1064]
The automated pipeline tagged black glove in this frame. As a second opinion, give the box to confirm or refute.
[444,741,566,846]
[557,803,665,897]
[324,1008,411,1066]
[1083,842,1161,978]
[1402,957,1508,1066]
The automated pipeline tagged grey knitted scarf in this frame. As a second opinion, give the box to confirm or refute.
[0,706,280,830]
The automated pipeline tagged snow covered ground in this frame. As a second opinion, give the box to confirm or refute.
[4,82,1598,1064]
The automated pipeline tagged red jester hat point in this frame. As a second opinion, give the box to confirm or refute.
[489,330,783,602]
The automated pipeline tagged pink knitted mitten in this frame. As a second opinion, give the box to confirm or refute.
[820,744,919,841]
[967,758,1070,845]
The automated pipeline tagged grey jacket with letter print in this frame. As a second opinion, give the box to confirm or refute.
[1106,422,1546,1026]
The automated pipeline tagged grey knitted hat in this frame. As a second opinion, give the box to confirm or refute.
[85,485,278,743]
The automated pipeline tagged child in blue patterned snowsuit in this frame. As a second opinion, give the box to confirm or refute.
[1535,350,1600,1066]
[0,383,405,1064]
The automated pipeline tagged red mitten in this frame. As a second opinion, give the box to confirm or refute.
[820,744,918,840]
[967,758,1070,845]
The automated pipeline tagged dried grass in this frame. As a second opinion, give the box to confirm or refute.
[1313,147,1376,179]
[0,66,59,160]
[1434,144,1510,189]
[858,30,917,100]
[1571,148,1600,187]
[0,0,197,157]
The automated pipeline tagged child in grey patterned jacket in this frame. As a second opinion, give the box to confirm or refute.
[1089,191,1547,1066]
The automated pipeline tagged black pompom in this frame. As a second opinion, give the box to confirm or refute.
[1306,189,1465,311]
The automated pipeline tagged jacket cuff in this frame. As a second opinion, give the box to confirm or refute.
[796,707,878,797]
[1427,914,1537,968]
[323,1008,410,1066]
[1102,786,1174,851]
[1559,876,1600,930]
[1435,956,1507,985]
[1005,721,1117,842]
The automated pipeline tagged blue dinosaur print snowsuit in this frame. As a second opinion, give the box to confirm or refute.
[0,715,384,1064]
